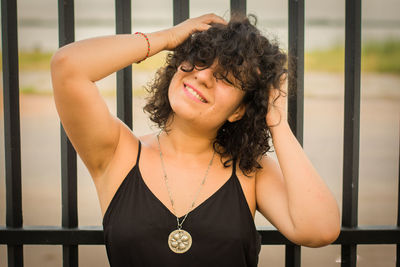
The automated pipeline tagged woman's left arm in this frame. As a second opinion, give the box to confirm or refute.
[255,77,341,247]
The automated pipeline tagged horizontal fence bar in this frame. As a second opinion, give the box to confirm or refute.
[0,226,104,245]
[260,226,400,245]
[1,226,399,245]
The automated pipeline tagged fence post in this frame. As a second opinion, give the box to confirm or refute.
[230,0,246,16]
[341,0,362,266]
[58,0,79,266]
[396,125,400,266]
[116,0,133,128]
[173,0,189,25]
[2,0,23,265]
[287,0,305,265]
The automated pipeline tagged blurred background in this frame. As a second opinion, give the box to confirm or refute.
[0,0,399,266]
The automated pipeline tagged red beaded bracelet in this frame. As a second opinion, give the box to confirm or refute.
[134,32,150,63]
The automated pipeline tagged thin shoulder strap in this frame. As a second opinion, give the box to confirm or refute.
[232,158,237,176]
[135,140,142,166]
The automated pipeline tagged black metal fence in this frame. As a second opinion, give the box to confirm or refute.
[1,0,399,266]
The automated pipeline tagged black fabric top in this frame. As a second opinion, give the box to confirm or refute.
[103,141,262,267]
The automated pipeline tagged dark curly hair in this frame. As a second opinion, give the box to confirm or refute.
[143,14,288,175]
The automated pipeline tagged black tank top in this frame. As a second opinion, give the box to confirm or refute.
[103,141,262,267]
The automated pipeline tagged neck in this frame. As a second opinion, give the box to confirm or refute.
[159,116,219,157]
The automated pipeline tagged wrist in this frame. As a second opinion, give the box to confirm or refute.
[138,30,170,60]
[133,32,150,63]
[269,119,290,139]
[156,29,173,51]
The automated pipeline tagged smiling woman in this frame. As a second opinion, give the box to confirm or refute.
[144,17,287,174]
[50,13,340,267]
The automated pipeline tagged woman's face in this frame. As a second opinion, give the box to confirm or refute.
[168,61,246,132]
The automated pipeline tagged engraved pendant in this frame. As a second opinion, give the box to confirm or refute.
[168,229,192,253]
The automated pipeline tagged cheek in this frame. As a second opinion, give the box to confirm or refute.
[215,89,244,113]
[168,73,182,99]
[167,83,178,109]
[167,76,190,115]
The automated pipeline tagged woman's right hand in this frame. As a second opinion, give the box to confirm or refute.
[164,13,227,50]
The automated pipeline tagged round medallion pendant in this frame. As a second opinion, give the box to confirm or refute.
[168,229,192,253]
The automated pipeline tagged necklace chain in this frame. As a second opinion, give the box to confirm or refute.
[156,132,215,228]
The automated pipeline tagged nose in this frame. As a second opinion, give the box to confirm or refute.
[193,67,215,89]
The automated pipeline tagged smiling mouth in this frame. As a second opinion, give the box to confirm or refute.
[183,84,207,103]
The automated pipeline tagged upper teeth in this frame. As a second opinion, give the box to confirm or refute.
[185,85,206,102]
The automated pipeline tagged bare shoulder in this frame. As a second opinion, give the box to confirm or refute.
[95,130,162,217]
[138,133,159,148]
[233,155,281,188]
[99,129,157,188]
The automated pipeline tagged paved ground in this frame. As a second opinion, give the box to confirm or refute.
[0,72,399,266]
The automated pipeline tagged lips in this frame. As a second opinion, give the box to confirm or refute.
[183,83,208,103]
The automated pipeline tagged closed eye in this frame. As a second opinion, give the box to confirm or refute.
[213,72,234,86]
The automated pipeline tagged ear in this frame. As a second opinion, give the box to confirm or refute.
[227,103,246,122]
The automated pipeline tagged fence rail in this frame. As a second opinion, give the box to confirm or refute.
[1,0,399,266]
[1,226,399,245]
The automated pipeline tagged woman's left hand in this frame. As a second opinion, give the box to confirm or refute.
[266,74,288,128]
[258,73,341,247]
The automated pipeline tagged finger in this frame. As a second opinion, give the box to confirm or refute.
[201,13,227,25]
[211,15,228,25]
[197,24,212,32]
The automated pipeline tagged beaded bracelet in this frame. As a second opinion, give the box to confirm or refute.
[134,32,150,63]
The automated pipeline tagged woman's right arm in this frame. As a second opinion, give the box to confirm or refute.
[50,14,226,179]
[50,32,170,179]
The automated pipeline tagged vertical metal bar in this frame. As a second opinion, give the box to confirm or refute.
[288,0,304,145]
[173,0,189,26]
[398,243,400,267]
[116,0,133,129]
[230,0,246,16]
[60,129,78,267]
[341,0,361,266]
[341,245,357,267]
[58,0,78,266]
[397,129,400,267]
[285,245,301,267]
[286,0,304,265]
[1,0,24,266]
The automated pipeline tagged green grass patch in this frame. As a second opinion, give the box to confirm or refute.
[305,45,344,72]
[305,39,400,74]
[20,86,38,94]
[2,40,399,75]
[132,51,169,71]
[0,51,54,71]
[362,40,400,73]
[0,50,169,72]
[20,85,52,95]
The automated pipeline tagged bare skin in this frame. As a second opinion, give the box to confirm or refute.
[51,13,340,248]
